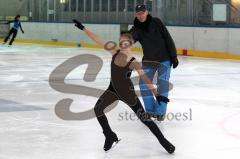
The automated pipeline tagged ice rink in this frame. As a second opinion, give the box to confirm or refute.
[0,44,240,159]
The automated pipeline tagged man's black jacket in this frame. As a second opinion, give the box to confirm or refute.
[129,15,177,66]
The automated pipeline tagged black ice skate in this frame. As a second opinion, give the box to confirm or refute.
[103,130,120,152]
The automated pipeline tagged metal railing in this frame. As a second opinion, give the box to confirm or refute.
[0,0,239,26]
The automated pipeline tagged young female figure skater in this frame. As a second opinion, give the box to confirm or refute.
[3,14,24,46]
[73,20,175,153]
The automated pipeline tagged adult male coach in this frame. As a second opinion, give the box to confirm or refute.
[129,4,179,120]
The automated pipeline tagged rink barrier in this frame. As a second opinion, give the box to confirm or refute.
[1,38,240,60]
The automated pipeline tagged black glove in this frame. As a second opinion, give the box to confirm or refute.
[170,57,179,69]
[155,95,170,105]
[73,19,85,30]
[22,30,24,34]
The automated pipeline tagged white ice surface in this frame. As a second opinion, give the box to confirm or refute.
[0,44,240,159]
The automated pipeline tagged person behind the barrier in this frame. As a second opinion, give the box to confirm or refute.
[73,19,175,153]
[3,14,24,46]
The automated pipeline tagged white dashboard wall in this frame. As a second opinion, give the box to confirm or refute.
[16,22,240,55]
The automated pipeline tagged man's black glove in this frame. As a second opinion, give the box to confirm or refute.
[73,19,85,30]
[155,95,170,105]
[170,57,179,69]
[22,30,24,34]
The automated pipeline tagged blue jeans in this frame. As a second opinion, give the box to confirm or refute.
[139,61,171,116]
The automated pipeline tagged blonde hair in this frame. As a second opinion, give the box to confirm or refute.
[120,33,134,44]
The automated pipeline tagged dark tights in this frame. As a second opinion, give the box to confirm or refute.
[94,88,167,145]
[4,28,18,45]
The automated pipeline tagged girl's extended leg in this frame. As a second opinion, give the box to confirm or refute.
[128,98,175,154]
[4,28,14,43]
[9,29,18,45]
[94,87,119,151]
[94,89,118,133]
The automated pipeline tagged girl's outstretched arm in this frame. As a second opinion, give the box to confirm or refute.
[73,19,118,54]
[83,28,106,47]
[131,59,159,96]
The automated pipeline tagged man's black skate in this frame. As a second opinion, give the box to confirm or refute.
[160,138,175,154]
[103,131,120,151]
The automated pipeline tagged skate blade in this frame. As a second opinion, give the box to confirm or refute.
[105,139,121,153]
